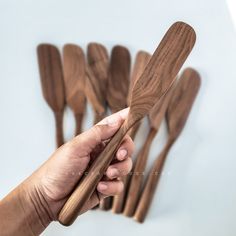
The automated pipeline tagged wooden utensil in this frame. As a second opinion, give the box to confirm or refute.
[128,51,152,139]
[63,44,86,135]
[58,22,196,226]
[37,44,65,147]
[112,51,151,214]
[86,43,109,123]
[106,45,131,113]
[123,82,175,217]
[100,45,131,210]
[134,68,201,223]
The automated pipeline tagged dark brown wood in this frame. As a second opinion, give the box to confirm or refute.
[112,51,151,213]
[100,45,131,210]
[86,43,109,122]
[123,83,175,217]
[127,51,151,105]
[63,44,86,135]
[85,66,106,120]
[37,44,65,147]
[58,22,196,226]
[134,68,201,223]
[128,51,151,139]
[106,45,131,113]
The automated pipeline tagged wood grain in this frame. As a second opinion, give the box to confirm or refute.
[112,51,151,213]
[123,83,174,217]
[58,22,196,226]
[86,42,109,122]
[37,44,65,147]
[63,44,86,135]
[100,45,131,210]
[127,51,151,105]
[134,67,201,223]
[106,45,131,113]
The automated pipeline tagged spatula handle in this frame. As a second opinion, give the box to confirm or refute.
[58,121,130,226]
[123,127,157,217]
[129,121,141,140]
[99,197,112,210]
[74,113,83,136]
[112,121,142,213]
[54,111,64,148]
[112,175,130,213]
[133,141,172,223]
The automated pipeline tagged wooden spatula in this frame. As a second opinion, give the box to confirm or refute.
[106,45,131,113]
[100,45,131,210]
[63,44,86,135]
[37,44,65,148]
[128,51,151,139]
[123,82,175,217]
[112,51,151,214]
[134,68,201,223]
[58,22,196,226]
[86,43,109,123]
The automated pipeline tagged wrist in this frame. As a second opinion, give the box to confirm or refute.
[20,180,53,234]
[0,179,53,236]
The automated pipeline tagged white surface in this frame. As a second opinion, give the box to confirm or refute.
[0,0,236,235]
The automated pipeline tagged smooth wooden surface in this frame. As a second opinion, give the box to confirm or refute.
[106,45,131,113]
[127,51,151,105]
[101,45,131,210]
[128,51,151,139]
[63,44,86,135]
[123,128,157,216]
[86,43,109,121]
[58,22,196,226]
[123,84,174,217]
[37,44,65,147]
[134,68,201,223]
[112,51,151,213]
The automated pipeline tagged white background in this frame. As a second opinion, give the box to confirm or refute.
[0,0,236,235]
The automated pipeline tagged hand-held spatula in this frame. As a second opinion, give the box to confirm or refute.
[58,21,196,226]
[37,44,65,148]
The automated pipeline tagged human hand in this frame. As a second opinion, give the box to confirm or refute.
[21,108,133,226]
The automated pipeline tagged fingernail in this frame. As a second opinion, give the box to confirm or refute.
[98,182,108,191]
[109,168,119,178]
[118,149,127,160]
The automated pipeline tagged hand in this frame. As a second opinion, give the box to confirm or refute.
[33,108,134,218]
[0,108,134,236]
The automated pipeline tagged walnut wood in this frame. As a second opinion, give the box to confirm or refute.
[100,45,131,210]
[85,66,106,117]
[86,43,108,126]
[58,22,196,226]
[134,68,201,223]
[63,44,86,135]
[106,45,131,113]
[124,128,157,216]
[128,51,151,139]
[37,44,65,147]
[127,51,151,105]
[87,43,109,111]
[112,51,151,213]
[123,84,174,216]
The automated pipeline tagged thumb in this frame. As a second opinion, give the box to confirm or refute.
[73,108,129,154]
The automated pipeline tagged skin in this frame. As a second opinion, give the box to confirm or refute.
[0,108,134,236]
